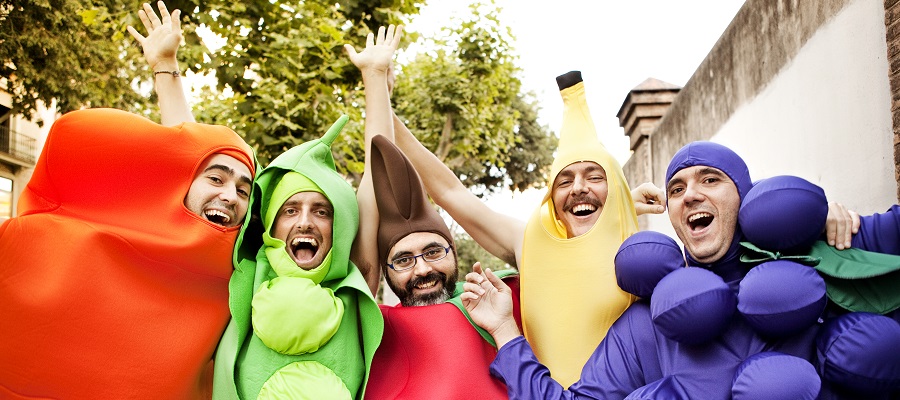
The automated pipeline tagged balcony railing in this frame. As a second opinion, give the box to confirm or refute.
[0,124,37,165]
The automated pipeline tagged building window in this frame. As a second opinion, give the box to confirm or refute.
[0,176,11,221]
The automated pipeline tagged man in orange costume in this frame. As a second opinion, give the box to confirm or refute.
[0,108,255,399]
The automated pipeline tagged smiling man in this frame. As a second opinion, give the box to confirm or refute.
[390,70,663,387]
[211,117,383,400]
[0,108,256,398]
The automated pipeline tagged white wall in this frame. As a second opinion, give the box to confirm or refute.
[644,0,895,238]
[713,0,895,215]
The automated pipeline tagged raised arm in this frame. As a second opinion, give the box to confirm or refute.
[127,1,194,126]
[392,113,525,267]
[345,25,402,296]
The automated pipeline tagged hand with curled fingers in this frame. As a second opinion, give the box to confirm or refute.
[632,182,666,216]
[825,202,860,250]
[461,262,521,348]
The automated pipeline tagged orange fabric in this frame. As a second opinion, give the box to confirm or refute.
[0,109,254,399]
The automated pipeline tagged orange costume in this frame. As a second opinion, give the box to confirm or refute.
[0,109,255,399]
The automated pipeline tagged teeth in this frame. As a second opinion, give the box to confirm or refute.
[291,237,318,247]
[572,204,596,213]
[689,212,712,222]
[205,210,230,223]
[416,280,437,290]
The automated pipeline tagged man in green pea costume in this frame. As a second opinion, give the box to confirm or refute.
[213,116,383,399]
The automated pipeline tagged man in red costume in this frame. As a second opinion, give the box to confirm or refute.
[345,26,519,398]
[0,106,255,398]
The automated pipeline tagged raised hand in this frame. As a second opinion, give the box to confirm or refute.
[461,262,521,348]
[127,1,182,72]
[344,25,403,76]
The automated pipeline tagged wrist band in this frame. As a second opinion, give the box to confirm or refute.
[153,70,181,78]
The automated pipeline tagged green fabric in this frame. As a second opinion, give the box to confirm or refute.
[257,361,351,400]
[212,115,384,400]
[263,240,332,283]
[446,269,519,347]
[251,276,343,355]
[263,171,323,230]
[740,240,900,315]
[809,241,900,314]
[739,241,822,265]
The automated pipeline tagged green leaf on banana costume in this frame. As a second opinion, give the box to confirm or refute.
[213,115,383,400]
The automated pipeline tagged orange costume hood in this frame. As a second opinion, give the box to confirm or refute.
[0,108,255,399]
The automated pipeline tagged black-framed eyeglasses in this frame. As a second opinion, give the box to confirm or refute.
[387,245,453,272]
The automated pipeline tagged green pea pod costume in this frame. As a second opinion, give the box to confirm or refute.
[213,115,383,399]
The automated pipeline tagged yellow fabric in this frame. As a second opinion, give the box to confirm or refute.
[520,81,638,388]
[251,276,343,355]
[257,360,351,400]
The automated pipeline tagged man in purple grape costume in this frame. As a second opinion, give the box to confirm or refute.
[463,141,900,399]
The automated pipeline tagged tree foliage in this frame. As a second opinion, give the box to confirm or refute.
[3,0,556,193]
[0,0,148,122]
[393,2,556,194]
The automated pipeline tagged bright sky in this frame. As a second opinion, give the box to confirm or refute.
[405,0,747,218]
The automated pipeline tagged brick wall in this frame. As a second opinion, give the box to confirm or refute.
[886,0,900,201]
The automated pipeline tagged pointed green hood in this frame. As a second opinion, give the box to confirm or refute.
[214,116,384,400]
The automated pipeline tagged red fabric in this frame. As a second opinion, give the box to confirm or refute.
[0,109,254,399]
[366,277,521,399]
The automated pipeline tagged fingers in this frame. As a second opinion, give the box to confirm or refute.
[158,1,171,25]
[850,210,860,234]
[138,8,152,32]
[375,26,385,45]
[126,25,145,43]
[144,2,162,27]
[390,25,403,49]
[343,43,358,58]
[171,9,181,33]
[472,261,483,275]
[826,202,853,250]
[483,268,510,292]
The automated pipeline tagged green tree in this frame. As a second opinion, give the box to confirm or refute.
[453,232,511,281]
[0,0,149,122]
[393,2,556,195]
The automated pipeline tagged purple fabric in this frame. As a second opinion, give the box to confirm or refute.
[665,142,752,199]
[732,352,820,400]
[738,261,826,338]
[615,232,685,299]
[650,267,736,345]
[816,312,900,395]
[625,376,689,400]
[490,302,818,399]
[852,204,900,256]
[740,176,828,252]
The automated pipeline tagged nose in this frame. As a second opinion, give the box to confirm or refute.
[218,185,239,203]
[412,255,434,276]
[295,209,314,230]
[682,182,705,204]
[572,175,588,194]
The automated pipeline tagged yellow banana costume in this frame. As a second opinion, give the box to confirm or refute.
[520,71,638,388]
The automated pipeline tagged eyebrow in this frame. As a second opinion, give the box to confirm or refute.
[281,198,334,211]
[390,241,445,260]
[205,164,253,186]
[666,167,728,191]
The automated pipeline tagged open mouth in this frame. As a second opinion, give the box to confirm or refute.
[688,212,714,231]
[204,209,232,226]
[570,203,598,217]
[290,237,320,263]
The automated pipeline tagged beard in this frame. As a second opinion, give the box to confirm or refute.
[388,270,458,307]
